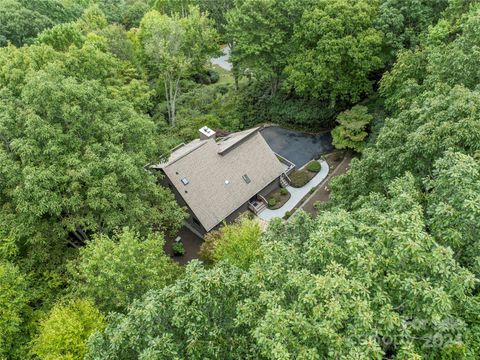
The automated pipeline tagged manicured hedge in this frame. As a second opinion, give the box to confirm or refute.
[289,170,310,188]
[306,160,321,172]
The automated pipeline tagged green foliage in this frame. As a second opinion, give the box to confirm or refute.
[226,0,301,95]
[138,7,219,125]
[280,188,289,196]
[36,22,84,50]
[426,151,480,276]
[289,170,310,188]
[68,228,180,313]
[0,0,81,47]
[87,262,257,359]
[172,241,185,256]
[268,196,278,208]
[0,43,185,264]
[32,299,105,360]
[283,210,292,219]
[375,0,449,63]
[306,160,321,172]
[199,217,262,270]
[87,177,480,358]
[286,0,384,103]
[332,105,373,152]
[0,262,31,359]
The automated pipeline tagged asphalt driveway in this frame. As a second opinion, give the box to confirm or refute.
[260,126,333,167]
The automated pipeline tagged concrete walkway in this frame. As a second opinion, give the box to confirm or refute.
[210,46,232,71]
[258,159,329,221]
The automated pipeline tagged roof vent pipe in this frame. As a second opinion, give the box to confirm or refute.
[199,126,216,140]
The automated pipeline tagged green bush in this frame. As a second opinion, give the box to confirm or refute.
[172,242,185,256]
[289,170,310,188]
[306,160,321,172]
[280,188,289,196]
[268,197,278,207]
[208,69,219,84]
[283,211,292,220]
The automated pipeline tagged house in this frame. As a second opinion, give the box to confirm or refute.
[151,126,293,235]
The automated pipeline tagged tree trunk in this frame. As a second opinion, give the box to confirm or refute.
[163,75,180,126]
[271,76,280,97]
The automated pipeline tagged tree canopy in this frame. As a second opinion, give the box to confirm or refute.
[68,228,181,313]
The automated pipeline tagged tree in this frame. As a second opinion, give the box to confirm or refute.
[286,0,384,104]
[330,6,480,207]
[0,43,186,259]
[36,22,84,51]
[226,0,301,96]
[87,262,257,359]
[0,0,54,46]
[375,0,449,63]
[139,7,218,125]
[0,262,31,359]
[87,176,480,359]
[426,152,480,276]
[332,105,373,152]
[0,0,82,47]
[68,228,181,313]
[199,216,262,269]
[32,299,105,360]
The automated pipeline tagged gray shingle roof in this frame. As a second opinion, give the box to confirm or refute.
[154,127,285,231]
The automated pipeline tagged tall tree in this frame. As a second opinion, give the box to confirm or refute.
[0,43,185,258]
[0,262,31,359]
[286,0,384,104]
[87,177,480,358]
[199,217,262,269]
[32,299,105,360]
[139,7,218,125]
[68,228,181,313]
[375,0,449,63]
[426,152,480,276]
[226,0,301,96]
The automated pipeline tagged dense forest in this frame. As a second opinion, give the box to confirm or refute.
[1,0,480,359]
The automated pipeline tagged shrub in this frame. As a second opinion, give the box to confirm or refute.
[208,69,219,84]
[283,211,292,220]
[280,188,289,196]
[172,242,185,256]
[289,170,310,188]
[268,197,278,207]
[306,160,321,172]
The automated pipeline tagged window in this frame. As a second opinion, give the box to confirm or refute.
[242,174,251,184]
[181,177,189,185]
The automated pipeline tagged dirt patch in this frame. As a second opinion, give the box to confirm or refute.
[164,226,204,265]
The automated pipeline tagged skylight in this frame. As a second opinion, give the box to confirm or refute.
[181,177,189,185]
[242,174,251,184]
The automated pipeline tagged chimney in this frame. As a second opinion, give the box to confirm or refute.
[199,126,216,140]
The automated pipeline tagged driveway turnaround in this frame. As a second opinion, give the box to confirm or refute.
[258,159,329,221]
[210,46,232,71]
[260,126,333,168]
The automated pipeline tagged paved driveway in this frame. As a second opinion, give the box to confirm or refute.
[260,126,333,167]
[210,46,232,71]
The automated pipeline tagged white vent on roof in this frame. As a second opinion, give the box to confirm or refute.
[181,177,189,185]
[199,126,216,140]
